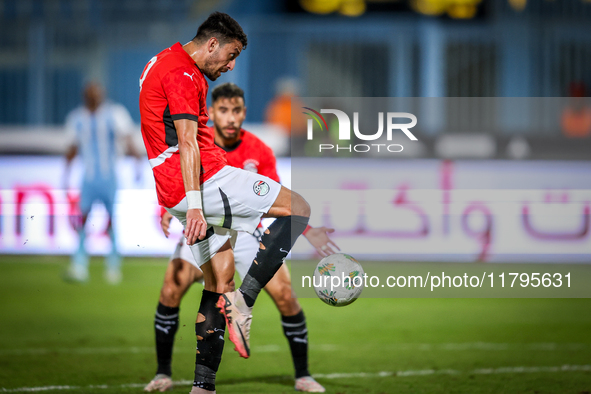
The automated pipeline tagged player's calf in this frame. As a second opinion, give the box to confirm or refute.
[239,213,309,307]
[220,214,308,358]
[194,290,226,392]
[151,258,202,382]
[159,283,183,308]
[219,188,310,358]
[265,264,301,316]
[272,287,301,317]
[282,310,310,379]
[153,303,179,377]
[264,263,314,384]
[160,258,199,307]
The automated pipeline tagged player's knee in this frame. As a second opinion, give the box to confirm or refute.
[269,190,310,218]
[273,284,300,316]
[160,283,182,307]
[291,191,311,218]
[278,298,301,316]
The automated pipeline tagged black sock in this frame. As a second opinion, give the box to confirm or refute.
[240,215,309,307]
[194,290,225,392]
[282,310,310,379]
[154,302,179,377]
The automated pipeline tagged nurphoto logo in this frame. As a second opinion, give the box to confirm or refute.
[303,107,418,154]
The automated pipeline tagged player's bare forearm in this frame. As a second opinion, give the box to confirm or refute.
[176,119,201,193]
[175,118,207,244]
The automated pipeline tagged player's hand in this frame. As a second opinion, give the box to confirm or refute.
[185,208,207,245]
[304,226,340,257]
[160,211,174,238]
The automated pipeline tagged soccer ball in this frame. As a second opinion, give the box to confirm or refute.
[313,253,364,307]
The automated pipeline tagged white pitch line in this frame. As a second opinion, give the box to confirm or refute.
[2,365,590,392]
[0,347,154,356]
[313,364,591,379]
[1,342,588,356]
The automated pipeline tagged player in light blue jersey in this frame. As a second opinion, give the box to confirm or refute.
[63,82,140,284]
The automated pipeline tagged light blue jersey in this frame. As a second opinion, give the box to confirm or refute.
[65,102,134,215]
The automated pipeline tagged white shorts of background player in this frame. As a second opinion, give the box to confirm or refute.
[171,231,260,281]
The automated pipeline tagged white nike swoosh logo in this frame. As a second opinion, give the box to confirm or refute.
[280,248,289,254]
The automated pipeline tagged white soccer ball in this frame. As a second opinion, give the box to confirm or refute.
[313,253,364,307]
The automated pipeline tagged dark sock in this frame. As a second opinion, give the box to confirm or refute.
[154,302,179,377]
[282,310,310,379]
[240,215,309,307]
[194,290,225,392]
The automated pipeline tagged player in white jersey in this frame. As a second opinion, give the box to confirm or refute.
[63,82,140,284]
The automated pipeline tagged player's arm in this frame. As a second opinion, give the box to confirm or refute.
[175,118,207,244]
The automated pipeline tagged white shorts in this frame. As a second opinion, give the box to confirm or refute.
[171,231,260,280]
[166,166,281,265]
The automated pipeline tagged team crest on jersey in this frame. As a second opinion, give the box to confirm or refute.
[253,180,270,196]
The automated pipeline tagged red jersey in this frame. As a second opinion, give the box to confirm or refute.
[139,42,227,208]
[217,128,280,183]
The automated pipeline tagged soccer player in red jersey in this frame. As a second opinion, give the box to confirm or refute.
[139,12,313,394]
[144,83,337,393]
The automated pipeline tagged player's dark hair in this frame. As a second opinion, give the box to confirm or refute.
[193,12,247,49]
[211,83,245,103]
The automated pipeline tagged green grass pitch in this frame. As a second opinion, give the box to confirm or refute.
[1,255,590,393]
